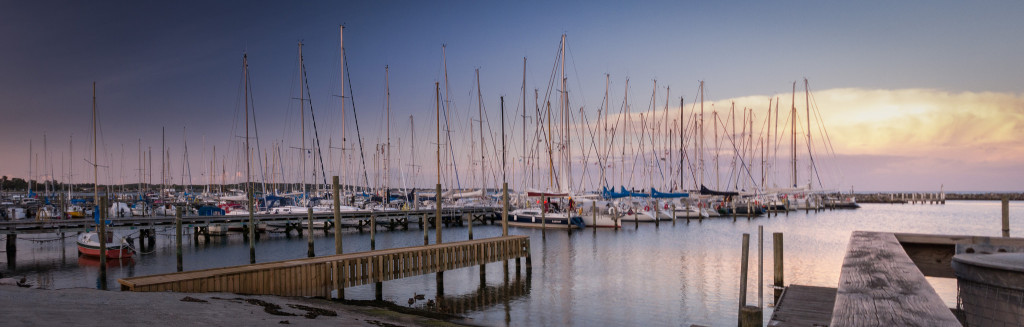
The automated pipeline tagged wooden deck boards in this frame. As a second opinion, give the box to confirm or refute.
[118,235,529,297]
[768,285,836,327]
[831,231,960,327]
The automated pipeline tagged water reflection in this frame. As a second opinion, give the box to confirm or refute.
[2,201,1023,326]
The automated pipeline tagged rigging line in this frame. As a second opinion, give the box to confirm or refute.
[715,112,761,191]
[809,88,845,186]
[578,106,606,190]
[245,61,269,197]
[342,52,371,189]
[440,84,462,190]
[300,59,329,188]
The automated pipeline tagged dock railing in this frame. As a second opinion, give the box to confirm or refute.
[119,235,530,298]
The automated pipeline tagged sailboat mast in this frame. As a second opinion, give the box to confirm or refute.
[92,81,104,264]
[679,97,684,191]
[521,58,526,192]
[805,78,811,189]
[764,98,771,189]
[299,41,306,202]
[244,53,256,263]
[436,81,440,188]
[699,81,704,189]
[602,73,608,188]
[161,127,165,204]
[791,81,797,188]
[560,34,569,193]
[476,68,485,193]
[339,25,347,200]
[622,79,629,189]
[547,100,553,190]
[382,66,385,205]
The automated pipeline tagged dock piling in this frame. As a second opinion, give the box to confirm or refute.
[1003,196,1010,237]
[307,207,314,258]
[6,233,16,270]
[739,233,750,326]
[370,212,377,250]
[333,176,342,255]
[773,232,784,303]
[758,225,763,309]
[502,182,509,237]
[175,207,182,272]
[671,204,676,225]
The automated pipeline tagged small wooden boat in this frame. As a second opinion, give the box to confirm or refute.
[77,231,133,259]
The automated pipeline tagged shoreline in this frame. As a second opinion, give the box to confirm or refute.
[0,285,475,327]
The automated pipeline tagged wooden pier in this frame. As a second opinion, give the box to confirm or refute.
[0,207,498,235]
[118,235,529,297]
[769,231,1024,326]
[768,285,836,327]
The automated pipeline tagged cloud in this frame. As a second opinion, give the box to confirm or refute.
[590,87,1024,191]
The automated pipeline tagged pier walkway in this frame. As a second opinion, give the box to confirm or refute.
[0,207,498,235]
[118,235,530,298]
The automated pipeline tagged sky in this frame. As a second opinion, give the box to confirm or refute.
[0,0,1022,192]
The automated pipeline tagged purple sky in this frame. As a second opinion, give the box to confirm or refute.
[1,1,1022,192]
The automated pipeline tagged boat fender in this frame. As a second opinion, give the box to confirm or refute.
[664,203,669,210]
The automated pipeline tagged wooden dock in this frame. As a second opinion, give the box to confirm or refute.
[768,285,836,327]
[118,235,529,298]
[831,231,960,326]
[0,207,497,235]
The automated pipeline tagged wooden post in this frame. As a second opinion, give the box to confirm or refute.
[685,200,692,220]
[435,183,442,244]
[370,212,376,250]
[307,207,315,257]
[502,182,509,237]
[773,232,784,303]
[333,176,342,254]
[468,212,473,240]
[740,305,764,327]
[248,187,255,264]
[542,197,547,233]
[1003,196,1010,237]
[175,206,183,272]
[592,204,597,234]
[5,233,16,270]
[758,226,763,309]
[739,233,750,326]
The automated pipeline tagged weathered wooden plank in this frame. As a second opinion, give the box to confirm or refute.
[768,285,836,327]
[895,233,1024,247]
[831,231,960,327]
[118,235,529,295]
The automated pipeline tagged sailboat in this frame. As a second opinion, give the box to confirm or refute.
[77,83,133,259]
[506,34,585,229]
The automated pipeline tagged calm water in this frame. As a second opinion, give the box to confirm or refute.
[3,201,1022,326]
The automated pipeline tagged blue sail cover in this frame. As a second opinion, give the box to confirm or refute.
[651,188,689,198]
[601,186,650,198]
[601,186,628,199]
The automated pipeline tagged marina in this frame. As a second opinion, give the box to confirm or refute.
[4,2,1024,326]
[3,200,1022,325]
